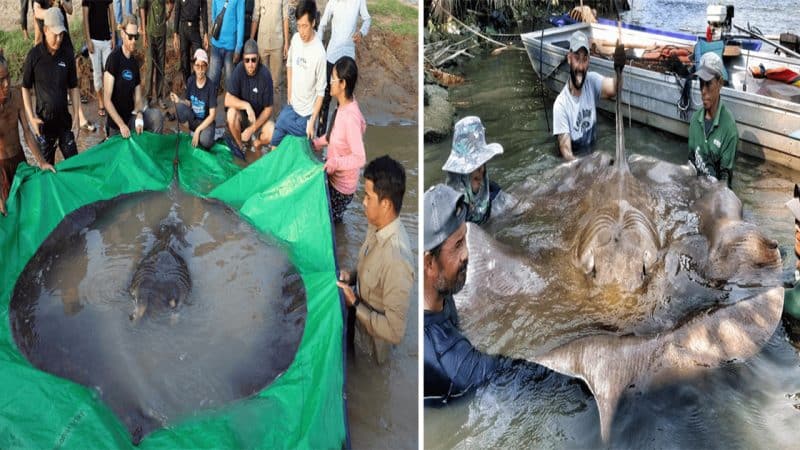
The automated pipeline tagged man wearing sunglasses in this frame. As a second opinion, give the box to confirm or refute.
[688,51,738,189]
[223,39,274,157]
[103,15,164,138]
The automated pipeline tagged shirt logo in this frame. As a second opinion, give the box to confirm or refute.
[713,138,722,148]
[122,69,134,81]
[573,108,593,135]
[252,87,258,93]
[58,61,66,67]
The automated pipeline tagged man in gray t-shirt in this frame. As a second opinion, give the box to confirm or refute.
[552,31,619,160]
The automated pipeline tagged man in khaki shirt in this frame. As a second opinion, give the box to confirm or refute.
[337,155,415,364]
[251,0,289,116]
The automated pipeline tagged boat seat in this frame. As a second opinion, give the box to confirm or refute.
[694,39,730,81]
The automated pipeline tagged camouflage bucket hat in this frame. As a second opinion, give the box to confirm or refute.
[442,116,504,175]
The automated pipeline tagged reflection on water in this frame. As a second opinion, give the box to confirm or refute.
[340,125,419,449]
[10,188,306,443]
[424,47,800,448]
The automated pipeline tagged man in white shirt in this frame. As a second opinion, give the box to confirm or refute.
[268,0,326,148]
[316,0,370,136]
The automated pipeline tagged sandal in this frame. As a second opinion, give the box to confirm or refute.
[81,121,97,132]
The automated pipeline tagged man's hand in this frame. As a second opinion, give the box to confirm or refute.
[336,281,357,306]
[569,6,596,23]
[0,198,6,216]
[241,126,253,143]
[120,124,132,138]
[173,34,179,53]
[203,33,209,50]
[614,42,626,72]
[72,119,80,142]
[87,40,95,54]
[135,112,144,134]
[338,270,352,284]
[233,52,240,64]
[40,161,56,173]
[110,37,115,50]
[246,105,256,124]
[30,116,43,137]
[352,31,362,44]
[191,131,200,147]
[306,118,315,139]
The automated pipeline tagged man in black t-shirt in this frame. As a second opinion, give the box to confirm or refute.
[172,0,209,82]
[103,15,164,138]
[223,39,274,158]
[21,8,80,165]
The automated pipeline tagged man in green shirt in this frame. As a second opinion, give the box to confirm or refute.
[688,51,738,188]
[140,0,173,115]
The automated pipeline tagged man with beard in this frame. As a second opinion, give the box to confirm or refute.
[552,31,623,160]
[423,184,541,403]
[337,156,414,365]
[687,52,738,188]
[0,52,55,216]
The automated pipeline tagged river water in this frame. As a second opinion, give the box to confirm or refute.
[423,38,800,449]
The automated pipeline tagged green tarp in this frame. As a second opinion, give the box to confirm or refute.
[0,134,346,448]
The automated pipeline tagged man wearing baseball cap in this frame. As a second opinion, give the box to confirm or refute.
[552,30,624,160]
[423,184,544,403]
[688,51,738,188]
[170,48,217,150]
[20,7,81,165]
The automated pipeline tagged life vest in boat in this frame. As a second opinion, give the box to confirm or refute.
[750,64,800,86]
[641,45,693,63]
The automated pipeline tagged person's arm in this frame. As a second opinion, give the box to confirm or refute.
[353,255,413,345]
[317,0,332,38]
[306,56,326,138]
[286,61,292,105]
[139,3,148,48]
[354,0,370,43]
[68,54,80,138]
[103,71,126,129]
[224,92,255,119]
[17,92,54,172]
[82,5,93,54]
[33,0,46,21]
[718,120,739,186]
[234,0,244,58]
[282,0,288,58]
[61,0,73,15]
[195,107,216,133]
[551,96,575,160]
[250,0,259,39]
[107,3,116,49]
[557,133,574,160]
[166,0,174,23]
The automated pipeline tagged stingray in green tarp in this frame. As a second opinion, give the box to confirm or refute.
[0,134,346,449]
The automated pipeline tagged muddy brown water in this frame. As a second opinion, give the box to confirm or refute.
[424,47,800,448]
[10,188,307,443]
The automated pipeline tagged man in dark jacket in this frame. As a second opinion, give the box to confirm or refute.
[423,184,544,403]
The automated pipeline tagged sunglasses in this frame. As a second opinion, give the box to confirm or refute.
[244,57,258,63]
[123,31,139,41]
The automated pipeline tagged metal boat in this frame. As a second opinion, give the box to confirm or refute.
[522,21,800,170]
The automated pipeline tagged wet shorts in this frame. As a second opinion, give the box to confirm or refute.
[0,151,27,203]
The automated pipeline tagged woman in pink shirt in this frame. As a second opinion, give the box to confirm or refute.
[312,56,366,223]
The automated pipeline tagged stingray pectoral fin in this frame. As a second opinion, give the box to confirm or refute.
[464,224,545,298]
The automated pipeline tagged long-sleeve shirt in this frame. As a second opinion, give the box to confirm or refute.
[353,218,414,364]
[174,0,208,35]
[210,0,244,52]
[318,0,370,64]
[424,295,510,403]
[312,99,366,195]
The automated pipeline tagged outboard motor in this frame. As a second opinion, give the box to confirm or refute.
[706,3,733,41]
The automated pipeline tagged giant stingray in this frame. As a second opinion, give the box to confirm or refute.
[454,61,784,442]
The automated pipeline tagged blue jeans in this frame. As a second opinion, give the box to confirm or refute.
[270,105,310,148]
[208,45,235,88]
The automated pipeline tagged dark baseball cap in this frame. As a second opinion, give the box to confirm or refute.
[424,184,467,252]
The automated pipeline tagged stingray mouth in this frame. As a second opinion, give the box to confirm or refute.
[575,208,660,292]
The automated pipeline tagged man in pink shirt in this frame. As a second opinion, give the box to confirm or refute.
[312,56,365,223]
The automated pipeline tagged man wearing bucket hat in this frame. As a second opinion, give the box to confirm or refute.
[443,116,508,225]
[687,51,738,189]
[423,184,545,403]
[553,30,624,160]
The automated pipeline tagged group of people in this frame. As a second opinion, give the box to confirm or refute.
[4,0,377,224]
[423,29,741,402]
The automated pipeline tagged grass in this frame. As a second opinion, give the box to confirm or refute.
[370,0,418,36]
[0,18,86,84]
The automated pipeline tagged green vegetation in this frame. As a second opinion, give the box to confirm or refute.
[370,0,417,36]
[0,18,86,83]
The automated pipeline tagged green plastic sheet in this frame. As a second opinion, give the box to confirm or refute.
[0,133,345,448]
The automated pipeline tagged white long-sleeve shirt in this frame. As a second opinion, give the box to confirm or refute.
[318,0,371,64]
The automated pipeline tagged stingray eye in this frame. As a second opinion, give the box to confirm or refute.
[642,250,651,278]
